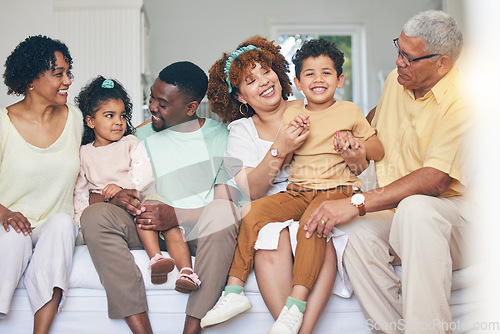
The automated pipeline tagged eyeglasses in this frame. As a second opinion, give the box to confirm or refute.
[393,38,441,66]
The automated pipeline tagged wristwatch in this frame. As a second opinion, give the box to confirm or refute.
[350,193,366,216]
[270,146,285,158]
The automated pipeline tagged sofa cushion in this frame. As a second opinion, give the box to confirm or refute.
[17,245,482,299]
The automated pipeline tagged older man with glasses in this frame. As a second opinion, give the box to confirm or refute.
[304,10,475,333]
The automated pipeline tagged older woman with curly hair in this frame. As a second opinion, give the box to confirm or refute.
[0,35,82,332]
[204,35,337,333]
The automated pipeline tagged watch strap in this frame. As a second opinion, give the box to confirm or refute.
[356,203,366,216]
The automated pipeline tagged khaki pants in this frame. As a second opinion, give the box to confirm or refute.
[338,195,476,334]
[81,199,240,320]
[229,184,353,290]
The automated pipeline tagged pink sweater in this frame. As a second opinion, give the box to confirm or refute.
[73,135,155,226]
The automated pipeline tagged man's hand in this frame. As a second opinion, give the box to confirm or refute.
[135,201,179,232]
[304,198,359,238]
[109,189,145,216]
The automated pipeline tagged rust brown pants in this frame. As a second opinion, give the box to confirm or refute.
[229,183,353,290]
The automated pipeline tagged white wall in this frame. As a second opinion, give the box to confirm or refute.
[0,0,146,125]
[0,0,54,107]
[0,0,443,113]
[144,0,442,112]
[52,0,145,126]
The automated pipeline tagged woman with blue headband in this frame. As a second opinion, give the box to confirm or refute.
[205,35,336,333]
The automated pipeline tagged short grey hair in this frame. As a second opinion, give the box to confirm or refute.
[403,10,463,64]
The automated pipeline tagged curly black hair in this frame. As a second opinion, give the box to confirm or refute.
[159,61,208,104]
[292,38,344,79]
[3,35,73,96]
[207,35,293,123]
[75,76,134,145]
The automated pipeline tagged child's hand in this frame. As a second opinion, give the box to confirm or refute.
[102,184,123,202]
[334,130,357,153]
[334,131,368,175]
[289,114,310,133]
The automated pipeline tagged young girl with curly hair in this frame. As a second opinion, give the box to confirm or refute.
[74,76,200,292]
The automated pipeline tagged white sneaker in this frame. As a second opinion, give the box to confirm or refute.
[268,304,304,334]
[200,291,252,328]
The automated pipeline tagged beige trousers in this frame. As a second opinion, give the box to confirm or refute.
[81,199,240,320]
[339,195,476,334]
[0,213,77,316]
[184,199,241,319]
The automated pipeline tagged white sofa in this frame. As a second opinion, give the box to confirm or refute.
[0,244,484,334]
[0,164,485,333]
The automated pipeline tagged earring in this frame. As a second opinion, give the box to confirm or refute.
[239,103,249,117]
[29,85,34,91]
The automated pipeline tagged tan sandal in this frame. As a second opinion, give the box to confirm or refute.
[175,267,201,293]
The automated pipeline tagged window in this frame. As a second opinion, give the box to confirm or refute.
[271,23,368,112]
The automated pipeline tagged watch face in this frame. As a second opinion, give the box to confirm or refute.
[351,193,365,205]
[271,148,278,157]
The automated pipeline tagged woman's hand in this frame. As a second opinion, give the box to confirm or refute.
[1,210,32,236]
[102,184,123,202]
[273,116,310,155]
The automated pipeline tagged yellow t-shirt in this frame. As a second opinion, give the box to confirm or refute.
[283,101,376,190]
[372,66,467,198]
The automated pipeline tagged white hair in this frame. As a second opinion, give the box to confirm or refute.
[403,10,463,63]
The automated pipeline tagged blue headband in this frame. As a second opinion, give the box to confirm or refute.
[224,45,260,93]
[101,79,114,89]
